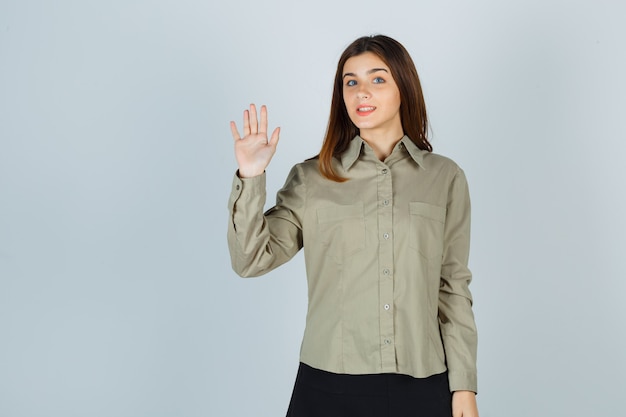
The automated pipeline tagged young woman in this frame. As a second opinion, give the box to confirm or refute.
[227,35,479,417]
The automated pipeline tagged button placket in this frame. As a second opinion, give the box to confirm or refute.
[377,162,396,370]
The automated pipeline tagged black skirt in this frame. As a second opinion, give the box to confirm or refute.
[286,363,452,417]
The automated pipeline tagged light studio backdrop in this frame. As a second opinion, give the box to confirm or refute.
[1,1,624,416]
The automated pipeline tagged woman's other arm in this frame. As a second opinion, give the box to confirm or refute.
[438,167,478,390]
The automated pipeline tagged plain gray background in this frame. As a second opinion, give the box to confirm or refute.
[1,0,625,416]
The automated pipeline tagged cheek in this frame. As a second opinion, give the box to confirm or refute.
[341,98,352,118]
[342,89,353,103]
[342,94,356,113]
[390,91,401,110]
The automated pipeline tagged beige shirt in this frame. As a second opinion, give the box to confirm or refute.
[227,135,478,393]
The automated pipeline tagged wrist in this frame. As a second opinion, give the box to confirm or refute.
[238,168,264,178]
[453,390,476,397]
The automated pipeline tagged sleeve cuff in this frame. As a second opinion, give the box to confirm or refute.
[448,370,478,394]
[228,171,266,211]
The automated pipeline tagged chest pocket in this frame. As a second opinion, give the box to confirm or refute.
[317,203,366,263]
[409,202,446,260]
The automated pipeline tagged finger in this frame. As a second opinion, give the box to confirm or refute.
[230,121,241,141]
[269,127,280,148]
[249,103,258,134]
[243,109,250,136]
[259,105,268,135]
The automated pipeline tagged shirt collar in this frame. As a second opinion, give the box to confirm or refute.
[399,135,426,168]
[340,135,426,171]
[340,135,365,171]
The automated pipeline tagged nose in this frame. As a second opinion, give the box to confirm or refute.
[357,84,370,100]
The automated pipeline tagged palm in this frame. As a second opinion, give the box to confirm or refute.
[230,104,280,178]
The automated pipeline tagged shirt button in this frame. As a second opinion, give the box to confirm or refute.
[236,184,240,190]
[384,304,390,310]
[383,268,390,275]
[383,233,389,240]
[382,200,389,206]
[381,168,388,174]
[384,339,391,345]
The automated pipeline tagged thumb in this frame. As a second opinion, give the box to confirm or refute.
[269,127,281,148]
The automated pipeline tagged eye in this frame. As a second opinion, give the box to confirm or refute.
[346,79,357,87]
[373,77,385,84]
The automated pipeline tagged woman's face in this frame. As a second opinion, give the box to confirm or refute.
[342,52,402,138]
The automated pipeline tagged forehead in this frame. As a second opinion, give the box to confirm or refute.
[342,52,389,74]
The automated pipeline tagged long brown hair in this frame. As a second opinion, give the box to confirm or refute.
[318,35,432,182]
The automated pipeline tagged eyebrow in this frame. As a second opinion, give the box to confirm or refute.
[342,68,389,79]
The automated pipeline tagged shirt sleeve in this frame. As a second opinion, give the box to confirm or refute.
[227,165,305,277]
[438,167,478,393]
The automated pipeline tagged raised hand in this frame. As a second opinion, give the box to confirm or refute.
[230,104,281,178]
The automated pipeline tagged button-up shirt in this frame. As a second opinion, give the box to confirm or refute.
[227,135,478,392]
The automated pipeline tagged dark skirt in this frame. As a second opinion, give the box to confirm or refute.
[286,363,452,417]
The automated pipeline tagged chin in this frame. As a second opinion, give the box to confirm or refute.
[352,120,376,129]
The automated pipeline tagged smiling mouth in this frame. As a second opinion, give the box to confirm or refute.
[357,106,376,113]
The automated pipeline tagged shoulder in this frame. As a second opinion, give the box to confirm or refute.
[276,158,320,190]
[297,157,320,171]
[290,157,321,178]
[422,152,463,175]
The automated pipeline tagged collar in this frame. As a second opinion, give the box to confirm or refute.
[399,135,426,168]
[340,135,426,171]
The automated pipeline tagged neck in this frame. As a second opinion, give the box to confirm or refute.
[360,128,404,161]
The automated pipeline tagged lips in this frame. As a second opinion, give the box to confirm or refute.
[357,105,376,115]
